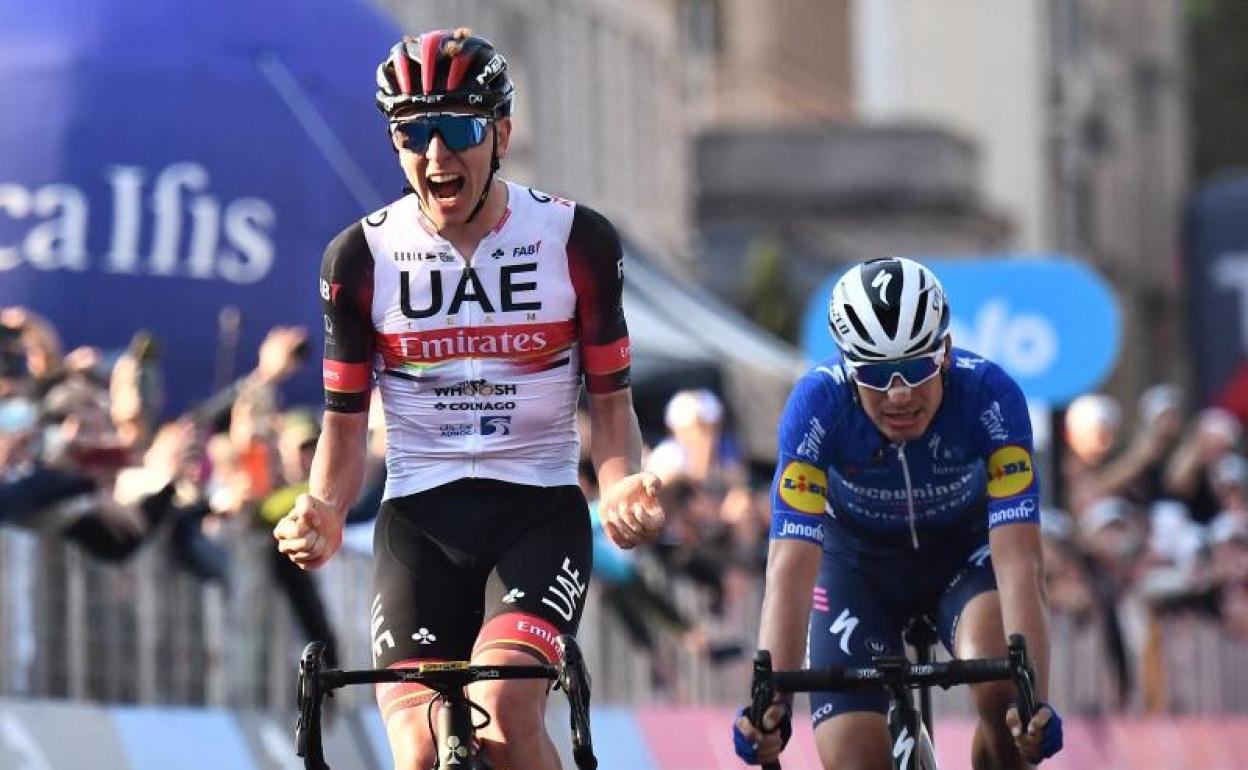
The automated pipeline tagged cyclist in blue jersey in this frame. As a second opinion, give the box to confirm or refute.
[734,258,1063,769]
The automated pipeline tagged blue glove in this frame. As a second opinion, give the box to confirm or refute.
[732,704,792,765]
[1036,702,1063,761]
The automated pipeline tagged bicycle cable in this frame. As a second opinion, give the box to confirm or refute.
[424,686,496,770]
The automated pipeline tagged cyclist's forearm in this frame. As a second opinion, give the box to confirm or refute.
[587,389,643,489]
[996,555,1051,701]
[757,539,821,673]
[310,410,370,523]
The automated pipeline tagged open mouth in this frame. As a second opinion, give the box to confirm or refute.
[884,407,923,425]
[427,172,465,201]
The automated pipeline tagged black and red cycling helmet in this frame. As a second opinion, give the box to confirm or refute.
[375,28,514,119]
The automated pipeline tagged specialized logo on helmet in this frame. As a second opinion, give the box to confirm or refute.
[872,271,894,305]
[779,461,828,514]
[986,445,1035,498]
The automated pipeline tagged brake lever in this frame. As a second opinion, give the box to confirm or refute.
[296,641,331,770]
[556,635,598,770]
[749,650,782,770]
[1007,634,1038,727]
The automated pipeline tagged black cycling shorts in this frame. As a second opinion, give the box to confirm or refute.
[369,478,592,717]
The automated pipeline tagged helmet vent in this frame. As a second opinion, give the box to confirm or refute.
[844,306,874,347]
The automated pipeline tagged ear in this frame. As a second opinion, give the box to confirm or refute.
[493,117,512,159]
[940,335,953,371]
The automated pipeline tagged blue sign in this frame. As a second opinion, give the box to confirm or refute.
[0,0,401,413]
[800,257,1121,404]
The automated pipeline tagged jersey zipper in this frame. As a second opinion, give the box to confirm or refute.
[895,442,920,550]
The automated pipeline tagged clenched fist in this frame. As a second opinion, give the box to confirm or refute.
[599,471,665,549]
[273,493,343,570]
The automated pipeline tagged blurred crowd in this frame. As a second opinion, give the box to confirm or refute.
[1048,386,1248,709]
[4,306,1248,710]
[0,307,390,671]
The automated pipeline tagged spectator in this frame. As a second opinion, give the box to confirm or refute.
[1210,452,1248,516]
[1165,408,1241,524]
[257,412,340,668]
[1062,392,1173,517]
[578,460,711,693]
[1206,514,1248,639]
[645,389,744,490]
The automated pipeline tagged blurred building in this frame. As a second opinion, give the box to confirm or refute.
[682,0,1013,338]
[682,0,1188,404]
[853,0,1188,400]
[372,0,693,268]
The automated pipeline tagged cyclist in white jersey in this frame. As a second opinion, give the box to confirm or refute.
[273,28,665,770]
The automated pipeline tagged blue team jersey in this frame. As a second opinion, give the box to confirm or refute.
[769,348,1040,548]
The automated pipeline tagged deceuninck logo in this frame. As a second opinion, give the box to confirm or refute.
[986,445,1034,498]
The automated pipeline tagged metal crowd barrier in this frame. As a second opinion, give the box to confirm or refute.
[1,525,1246,714]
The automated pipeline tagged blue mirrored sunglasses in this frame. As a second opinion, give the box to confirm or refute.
[393,114,490,154]
[845,349,945,391]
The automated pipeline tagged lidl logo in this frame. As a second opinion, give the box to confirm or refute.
[986,445,1035,498]
[779,461,828,514]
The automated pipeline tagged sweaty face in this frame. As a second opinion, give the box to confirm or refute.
[393,115,511,229]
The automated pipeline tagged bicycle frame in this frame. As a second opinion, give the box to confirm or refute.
[751,634,1038,770]
[296,634,597,770]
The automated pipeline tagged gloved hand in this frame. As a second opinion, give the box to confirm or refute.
[1006,701,1063,763]
[732,702,792,765]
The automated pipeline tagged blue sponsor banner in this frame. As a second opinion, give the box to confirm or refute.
[0,0,401,413]
[1184,172,1248,402]
[800,257,1120,404]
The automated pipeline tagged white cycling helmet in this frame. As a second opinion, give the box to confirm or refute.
[827,257,950,361]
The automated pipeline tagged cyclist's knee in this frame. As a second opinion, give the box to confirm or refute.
[814,711,892,770]
[969,679,1015,724]
[384,706,437,770]
[475,678,547,734]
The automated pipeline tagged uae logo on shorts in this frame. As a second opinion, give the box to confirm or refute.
[481,415,512,436]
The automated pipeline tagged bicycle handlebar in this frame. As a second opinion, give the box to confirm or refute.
[294,635,597,770]
[747,634,1040,770]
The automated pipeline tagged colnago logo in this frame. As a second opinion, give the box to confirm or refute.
[434,401,516,411]
[1,162,275,283]
[989,498,1037,527]
[780,519,824,543]
[812,702,835,722]
[433,380,518,397]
